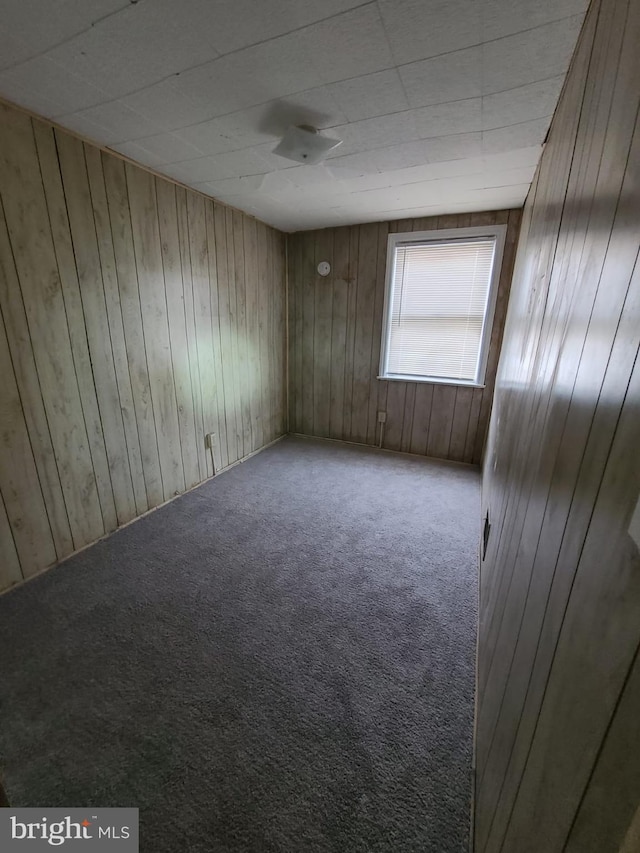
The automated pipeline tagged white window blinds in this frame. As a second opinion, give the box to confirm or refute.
[384,236,497,383]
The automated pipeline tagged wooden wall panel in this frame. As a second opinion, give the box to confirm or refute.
[313,228,333,439]
[0,99,286,593]
[231,210,251,458]
[156,180,201,490]
[257,223,272,444]
[0,308,56,573]
[176,185,207,485]
[243,217,261,452]
[56,132,132,529]
[0,199,73,558]
[475,0,640,849]
[103,155,164,509]
[128,164,185,498]
[272,227,287,438]
[86,145,148,518]
[185,191,216,481]
[565,646,640,853]
[0,490,21,589]
[0,103,104,549]
[213,203,237,467]
[287,211,520,463]
[223,207,243,459]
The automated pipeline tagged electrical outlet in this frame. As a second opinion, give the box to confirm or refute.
[205,432,215,449]
[377,411,387,423]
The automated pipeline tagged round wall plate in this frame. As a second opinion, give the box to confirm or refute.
[317,261,331,276]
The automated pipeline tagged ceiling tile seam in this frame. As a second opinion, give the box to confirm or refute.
[373,0,395,59]
[472,179,533,191]
[113,1,384,111]
[35,55,122,111]
[67,76,559,154]
[311,87,348,133]
[328,202,502,219]
[95,71,563,163]
[161,165,290,182]
[130,140,530,194]
[376,3,584,73]
[49,48,392,128]
[3,1,378,82]
[479,112,553,134]
[45,48,566,145]
[479,117,553,149]
[43,12,582,129]
[158,134,540,192]
[118,106,553,177]
[392,33,575,92]
[163,0,384,94]
[2,1,378,111]
[316,74,564,130]
[349,164,533,195]
[480,0,486,138]
[374,0,409,92]
[0,1,135,73]
[187,0,378,62]
[391,64,411,111]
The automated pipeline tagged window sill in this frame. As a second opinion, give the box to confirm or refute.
[377,375,486,389]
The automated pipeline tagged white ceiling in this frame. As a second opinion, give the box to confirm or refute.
[0,0,588,232]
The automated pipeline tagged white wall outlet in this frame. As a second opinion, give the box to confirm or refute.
[205,433,215,449]
[377,411,387,423]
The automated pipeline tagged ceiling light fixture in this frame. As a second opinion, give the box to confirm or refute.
[273,125,342,165]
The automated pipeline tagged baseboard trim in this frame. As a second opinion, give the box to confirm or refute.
[0,433,287,599]
[289,432,480,470]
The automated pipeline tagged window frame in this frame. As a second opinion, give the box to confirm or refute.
[378,224,507,388]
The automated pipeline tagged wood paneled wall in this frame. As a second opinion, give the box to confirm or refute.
[0,100,286,593]
[287,210,520,464]
[475,0,640,849]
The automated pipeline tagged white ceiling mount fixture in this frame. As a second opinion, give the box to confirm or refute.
[273,125,342,165]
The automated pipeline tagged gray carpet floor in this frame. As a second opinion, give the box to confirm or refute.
[0,436,480,852]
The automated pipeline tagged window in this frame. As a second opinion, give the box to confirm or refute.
[379,225,506,387]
